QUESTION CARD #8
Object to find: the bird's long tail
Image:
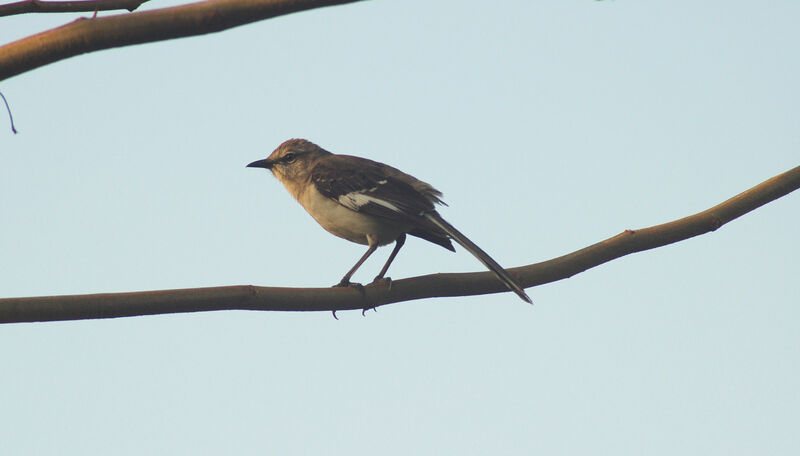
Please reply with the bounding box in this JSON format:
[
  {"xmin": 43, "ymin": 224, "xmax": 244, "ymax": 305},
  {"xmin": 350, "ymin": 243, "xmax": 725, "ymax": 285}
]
[{"xmin": 424, "ymin": 213, "xmax": 532, "ymax": 304}]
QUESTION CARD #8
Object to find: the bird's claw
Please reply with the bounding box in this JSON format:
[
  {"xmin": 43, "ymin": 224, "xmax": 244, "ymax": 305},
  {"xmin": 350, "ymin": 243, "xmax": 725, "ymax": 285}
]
[{"xmin": 361, "ymin": 307, "xmax": 378, "ymax": 317}]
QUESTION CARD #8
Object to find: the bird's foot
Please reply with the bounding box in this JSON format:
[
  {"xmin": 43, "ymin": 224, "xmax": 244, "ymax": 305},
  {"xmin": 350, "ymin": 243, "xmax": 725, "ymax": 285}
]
[
  {"xmin": 361, "ymin": 306, "xmax": 378, "ymax": 317},
  {"xmin": 333, "ymin": 280, "xmax": 365, "ymax": 293},
  {"xmin": 359, "ymin": 277, "xmax": 391, "ymax": 316},
  {"xmin": 331, "ymin": 280, "xmax": 368, "ymax": 319},
  {"xmin": 369, "ymin": 276, "xmax": 392, "ymax": 290}
]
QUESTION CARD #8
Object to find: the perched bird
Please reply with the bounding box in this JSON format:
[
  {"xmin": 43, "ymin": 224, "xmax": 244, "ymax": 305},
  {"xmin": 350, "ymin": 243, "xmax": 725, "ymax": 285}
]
[{"xmin": 247, "ymin": 138, "xmax": 531, "ymax": 303}]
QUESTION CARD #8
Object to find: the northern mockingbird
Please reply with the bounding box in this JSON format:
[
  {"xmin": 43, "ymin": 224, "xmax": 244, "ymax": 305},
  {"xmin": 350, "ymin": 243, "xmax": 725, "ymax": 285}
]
[{"xmin": 247, "ymin": 138, "xmax": 531, "ymax": 303}]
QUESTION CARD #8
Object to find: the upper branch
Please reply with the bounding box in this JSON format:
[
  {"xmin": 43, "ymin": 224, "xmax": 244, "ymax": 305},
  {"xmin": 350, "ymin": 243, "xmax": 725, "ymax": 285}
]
[
  {"xmin": 1, "ymin": 165, "xmax": 798, "ymax": 324},
  {"xmin": 0, "ymin": 0, "xmax": 149, "ymax": 17},
  {"xmin": 0, "ymin": 0, "xmax": 366, "ymax": 81}
]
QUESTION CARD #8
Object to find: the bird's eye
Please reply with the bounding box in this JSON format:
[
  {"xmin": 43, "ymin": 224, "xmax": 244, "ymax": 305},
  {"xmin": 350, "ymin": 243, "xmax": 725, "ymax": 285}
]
[{"xmin": 283, "ymin": 153, "xmax": 296, "ymax": 163}]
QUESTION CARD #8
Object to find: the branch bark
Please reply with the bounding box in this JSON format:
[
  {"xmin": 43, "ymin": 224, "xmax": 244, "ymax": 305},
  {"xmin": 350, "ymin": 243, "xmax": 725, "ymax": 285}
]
[
  {"xmin": 0, "ymin": 0, "xmax": 366, "ymax": 81},
  {"xmin": 2, "ymin": 165, "xmax": 798, "ymax": 324},
  {"xmin": 0, "ymin": 0, "xmax": 149, "ymax": 17}
]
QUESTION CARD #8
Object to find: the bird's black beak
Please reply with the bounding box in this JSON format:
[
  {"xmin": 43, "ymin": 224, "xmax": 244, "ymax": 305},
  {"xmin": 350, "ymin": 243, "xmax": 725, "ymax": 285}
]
[{"xmin": 247, "ymin": 158, "xmax": 273, "ymax": 169}]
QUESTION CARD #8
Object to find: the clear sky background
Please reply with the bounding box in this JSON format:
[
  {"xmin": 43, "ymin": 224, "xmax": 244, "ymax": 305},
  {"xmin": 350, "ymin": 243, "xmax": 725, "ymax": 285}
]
[{"xmin": 1, "ymin": 1, "xmax": 798, "ymax": 454}]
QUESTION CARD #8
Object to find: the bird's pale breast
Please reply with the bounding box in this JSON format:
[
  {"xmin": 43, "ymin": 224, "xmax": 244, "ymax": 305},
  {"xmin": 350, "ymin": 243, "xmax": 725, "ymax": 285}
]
[{"xmin": 297, "ymin": 185, "xmax": 409, "ymax": 246}]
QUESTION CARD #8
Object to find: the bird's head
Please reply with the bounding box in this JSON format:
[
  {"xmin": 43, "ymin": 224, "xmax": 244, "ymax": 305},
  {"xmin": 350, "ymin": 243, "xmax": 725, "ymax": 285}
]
[{"xmin": 247, "ymin": 138, "xmax": 329, "ymax": 182}]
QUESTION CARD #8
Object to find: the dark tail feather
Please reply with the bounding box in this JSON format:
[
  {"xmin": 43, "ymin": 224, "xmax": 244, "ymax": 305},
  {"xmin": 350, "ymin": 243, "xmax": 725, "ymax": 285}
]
[{"xmin": 424, "ymin": 213, "xmax": 532, "ymax": 304}]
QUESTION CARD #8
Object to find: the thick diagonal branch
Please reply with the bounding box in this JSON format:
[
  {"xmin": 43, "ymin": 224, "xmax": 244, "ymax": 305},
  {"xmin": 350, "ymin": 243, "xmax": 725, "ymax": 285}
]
[
  {"xmin": 0, "ymin": 0, "xmax": 149, "ymax": 17},
  {"xmin": 0, "ymin": 0, "xmax": 365, "ymax": 81},
  {"xmin": 2, "ymin": 165, "xmax": 798, "ymax": 324}
]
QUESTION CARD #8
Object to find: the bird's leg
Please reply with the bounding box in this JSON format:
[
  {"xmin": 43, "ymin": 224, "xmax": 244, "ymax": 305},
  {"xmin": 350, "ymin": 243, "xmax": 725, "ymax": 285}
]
[
  {"xmin": 371, "ymin": 234, "xmax": 406, "ymax": 286},
  {"xmin": 361, "ymin": 235, "xmax": 406, "ymax": 316},
  {"xmin": 334, "ymin": 234, "xmax": 379, "ymax": 288},
  {"xmin": 354, "ymin": 234, "xmax": 406, "ymax": 316}
]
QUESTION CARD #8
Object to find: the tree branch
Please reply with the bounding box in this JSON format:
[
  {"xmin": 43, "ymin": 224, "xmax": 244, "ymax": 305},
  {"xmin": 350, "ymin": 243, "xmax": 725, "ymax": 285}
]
[
  {"xmin": 0, "ymin": 0, "xmax": 366, "ymax": 81},
  {"xmin": 2, "ymin": 165, "xmax": 798, "ymax": 324},
  {"xmin": 0, "ymin": 0, "xmax": 149, "ymax": 17}
]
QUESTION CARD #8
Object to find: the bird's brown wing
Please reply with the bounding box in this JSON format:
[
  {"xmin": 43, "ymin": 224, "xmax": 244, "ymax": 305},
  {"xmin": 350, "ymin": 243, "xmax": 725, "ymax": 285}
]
[{"xmin": 311, "ymin": 155, "xmax": 454, "ymax": 251}]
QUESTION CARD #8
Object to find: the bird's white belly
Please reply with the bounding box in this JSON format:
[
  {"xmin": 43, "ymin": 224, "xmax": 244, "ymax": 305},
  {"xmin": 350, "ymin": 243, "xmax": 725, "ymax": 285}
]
[{"xmin": 297, "ymin": 187, "xmax": 408, "ymax": 246}]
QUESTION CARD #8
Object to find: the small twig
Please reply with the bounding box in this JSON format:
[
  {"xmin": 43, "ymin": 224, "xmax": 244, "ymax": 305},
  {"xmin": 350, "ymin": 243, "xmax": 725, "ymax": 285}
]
[
  {"xmin": 0, "ymin": 91, "xmax": 18, "ymax": 134},
  {"xmin": 0, "ymin": 0, "xmax": 149, "ymax": 17}
]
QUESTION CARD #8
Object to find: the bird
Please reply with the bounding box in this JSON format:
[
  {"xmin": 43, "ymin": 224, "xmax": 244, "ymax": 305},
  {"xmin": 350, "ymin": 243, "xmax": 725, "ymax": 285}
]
[{"xmin": 247, "ymin": 138, "xmax": 531, "ymax": 304}]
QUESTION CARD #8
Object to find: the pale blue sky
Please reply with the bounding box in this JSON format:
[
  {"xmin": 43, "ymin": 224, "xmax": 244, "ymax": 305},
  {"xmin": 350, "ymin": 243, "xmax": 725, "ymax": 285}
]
[{"xmin": 1, "ymin": 1, "xmax": 798, "ymax": 454}]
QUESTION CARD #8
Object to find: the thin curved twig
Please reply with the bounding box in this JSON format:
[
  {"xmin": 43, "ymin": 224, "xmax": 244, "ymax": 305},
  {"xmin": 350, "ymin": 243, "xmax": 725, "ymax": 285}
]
[
  {"xmin": 0, "ymin": 0, "xmax": 366, "ymax": 81},
  {"xmin": 0, "ymin": 91, "xmax": 17, "ymax": 133},
  {"xmin": 0, "ymin": 0, "xmax": 149, "ymax": 17},
  {"xmin": 1, "ymin": 165, "xmax": 798, "ymax": 324}
]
